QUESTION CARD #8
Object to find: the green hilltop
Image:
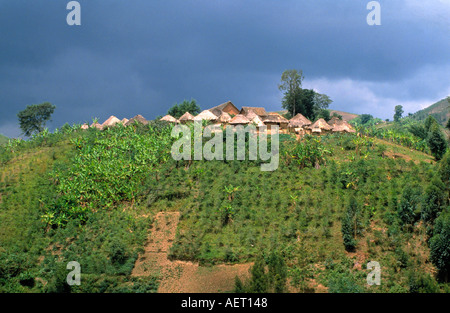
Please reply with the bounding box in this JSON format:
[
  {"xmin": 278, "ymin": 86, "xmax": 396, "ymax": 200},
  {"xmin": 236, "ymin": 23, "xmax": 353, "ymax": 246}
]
[
  {"xmin": 0, "ymin": 134, "xmax": 9, "ymax": 146},
  {"xmin": 411, "ymin": 97, "xmax": 450, "ymax": 126}
]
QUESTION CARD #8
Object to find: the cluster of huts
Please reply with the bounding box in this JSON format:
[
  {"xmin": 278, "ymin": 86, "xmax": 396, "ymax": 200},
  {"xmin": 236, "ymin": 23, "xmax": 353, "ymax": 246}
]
[
  {"xmin": 160, "ymin": 101, "xmax": 355, "ymax": 135},
  {"xmin": 83, "ymin": 101, "xmax": 355, "ymax": 135},
  {"xmin": 81, "ymin": 114, "xmax": 149, "ymax": 130}
]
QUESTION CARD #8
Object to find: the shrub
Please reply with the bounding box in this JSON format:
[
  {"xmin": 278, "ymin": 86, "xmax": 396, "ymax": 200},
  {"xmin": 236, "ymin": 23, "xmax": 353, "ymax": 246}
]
[
  {"xmin": 427, "ymin": 124, "xmax": 447, "ymax": 161},
  {"xmin": 249, "ymin": 255, "xmax": 268, "ymax": 293},
  {"xmin": 398, "ymin": 183, "xmax": 422, "ymax": 227},
  {"xmin": 328, "ymin": 271, "xmax": 364, "ymax": 293},
  {"xmin": 341, "ymin": 196, "xmax": 360, "ymax": 252},
  {"xmin": 408, "ymin": 271, "xmax": 440, "ymax": 293},
  {"xmin": 429, "ymin": 210, "xmax": 450, "ymax": 282},
  {"xmin": 421, "ymin": 176, "xmax": 446, "ymax": 224}
]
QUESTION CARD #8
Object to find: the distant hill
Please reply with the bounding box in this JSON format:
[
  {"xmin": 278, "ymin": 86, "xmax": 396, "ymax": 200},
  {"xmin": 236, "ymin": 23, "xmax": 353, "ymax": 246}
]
[
  {"xmin": 329, "ymin": 110, "xmax": 358, "ymax": 122},
  {"xmin": 0, "ymin": 134, "xmax": 8, "ymax": 146},
  {"xmin": 410, "ymin": 97, "xmax": 450, "ymax": 126},
  {"xmin": 274, "ymin": 109, "xmax": 358, "ymax": 122}
]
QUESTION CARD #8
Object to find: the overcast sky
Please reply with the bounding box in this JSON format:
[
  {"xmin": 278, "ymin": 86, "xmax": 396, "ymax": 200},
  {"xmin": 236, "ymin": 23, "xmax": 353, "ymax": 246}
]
[{"xmin": 1, "ymin": 0, "xmax": 449, "ymax": 137}]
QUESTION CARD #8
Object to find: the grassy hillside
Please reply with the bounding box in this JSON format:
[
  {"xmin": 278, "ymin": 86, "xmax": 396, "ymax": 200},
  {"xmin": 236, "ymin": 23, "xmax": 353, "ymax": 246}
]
[
  {"xmin": 411, "ymin": 97, "xmax": 450, "ymax": 126},
  {"xmin": 0, "ymin": 122, "xmax": 449, "ymax": 293},
  {"xmin": 0, "ymin": 134, "xmax": 8, "ymax": 146}
]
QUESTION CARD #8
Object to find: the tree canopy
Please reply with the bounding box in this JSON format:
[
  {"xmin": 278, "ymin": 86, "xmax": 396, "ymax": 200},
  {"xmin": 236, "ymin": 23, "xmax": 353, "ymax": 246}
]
[
  {"xmin": 17, "ymin": 102, "xmax": 56, "ymax": 137},
  {"xmin": 278, "ymin": 69, "xmax": 304, "ymax": 117},
  {"xmin": 167, "ymin": 99, "xmax": 201, "ymax": 119},
  {"xmin": 279, "ymin": 70, "xmax": 332, "ymax": 121},
  {"xmin": 427, "ymin": 123, "xmax": 448, "ymax": 161},
  {"xmin": 394, "ymin": 105, "xmax": 404, "ymax": 122}
]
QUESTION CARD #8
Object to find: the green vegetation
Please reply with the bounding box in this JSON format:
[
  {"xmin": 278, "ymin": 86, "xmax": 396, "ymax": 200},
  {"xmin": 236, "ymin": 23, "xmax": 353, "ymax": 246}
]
[
  {"xmin": 394, "ymin": 105, "xmax": 404, "ymax": 123},
  {"xmin": 44, "ymin": 122, "xmax": 173, "ymax": 226},
  {"xmin": 410, "ymin": 97, "xmax": 450, "ymax": 127},
  {"xmin": 167, "ymin": 99, "xmax": 201, "ymax": 119},
  {"xmin": 17, "ymin": 102, "xmax": 56, "ymax": 137},
  {"xmin": 0, "ymin": 117, "xmax": 449, "ymax": 293},
  {"xmin": 279, "ymin": 69, "xmax": 332, "ymax": 121},
  {"xmin": 341, "ymin": 196, "xmax": 361, "ymax": 252},
  {"xmin": 427, "ymin": 123, "xmax": 448, "ymax": 160},
  {"xmin": 0, "ymin": 134, "xmax": 8, "ymax": 146},
  {"xmin": 234, "ymin": 251, "xmax": 288, "ymax": 293},
  {"xmin": 430, "ymin": 209, "xmax": 450, "ymax": 282},
  {"xmin": 353, "ymin": 114, "xmax": 449, "ymax": 159}
]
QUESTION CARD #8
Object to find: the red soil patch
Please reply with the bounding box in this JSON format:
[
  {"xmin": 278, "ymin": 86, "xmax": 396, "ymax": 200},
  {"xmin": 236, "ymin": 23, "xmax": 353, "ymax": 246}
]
[{"xmin": 132, "ymin": 211, "xmax": 252, "ymax": 293}]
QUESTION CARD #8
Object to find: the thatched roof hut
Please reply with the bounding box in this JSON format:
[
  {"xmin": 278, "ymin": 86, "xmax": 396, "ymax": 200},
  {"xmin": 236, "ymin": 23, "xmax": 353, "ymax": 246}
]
[
  {"xmin": 331, "ymin": 119, "xmax": 356, "ymax": 133},
  {"xmin": 209, "ymin": 101, "xmax": 240, "ymax": 117},
  {"xmin": 160, "ymin": 114, "xmax": 179, "ymax": 123},
  {"xmin": 288, "ymin": 113, "xmax": 312, "ymax": 128},
  {"xmin": 125, "ymin": 114, "xmax": 149, "ymax": 126},
  {"xmin": 248, "ymin": 115, "xmax": 265, "ymax": 127},
  {"xmin": 328, "ymin": 116, "xmax": 341, "ymax": 126},
  {"xmin": 216, "ymin": 111, "xmax": 232, "ymax": 124},
  {"xmin": 307, "ymin": 118, "xmax": 332, "ymax": 134},
  {"xmin": 102, "ymin": 115, "xmax": 121, "ymax": 128},
  {"xmin": 229, "ymin": 114, "xmax": 251, "ymax": 125},
  {"xmin": 90, "ymin": 122, "xmax": 103, "ymax": 130},
  {"xmin": 244, "ymin": 109, "xmax": 259, "ymax": 120},
  {"xmin": 179, "ymin": 112, "xmax": 195, "ymax": 123},
  {"xmin": 263, "ymin": 113, "xmax": 289, "ymax": 129},
  {"xmin": 240, "ymin": 107, "xmax": 267, "ymax": 118},
  {"xmin": 194, "ymin": 110, "xmax": 218, "ymax": 122}
]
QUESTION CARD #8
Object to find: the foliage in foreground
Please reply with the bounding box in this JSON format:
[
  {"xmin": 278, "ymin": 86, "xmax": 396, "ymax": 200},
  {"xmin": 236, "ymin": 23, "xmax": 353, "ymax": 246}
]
[{"xmin": 44, "ymin": 123, "xmax": 173, "ymax": 226}]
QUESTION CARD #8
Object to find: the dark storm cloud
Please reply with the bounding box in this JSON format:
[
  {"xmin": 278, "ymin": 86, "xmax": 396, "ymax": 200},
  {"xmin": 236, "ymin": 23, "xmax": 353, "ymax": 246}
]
[{"xmin": 0, "ymin": 0, "xmax": 449, "ymax": 137}]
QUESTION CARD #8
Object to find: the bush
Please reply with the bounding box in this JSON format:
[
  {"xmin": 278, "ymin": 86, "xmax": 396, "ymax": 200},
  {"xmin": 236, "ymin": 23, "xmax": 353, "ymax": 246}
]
[
  {"xmin": 427, "ymin": 124, "xmax": 447, "ymax": 161},
  {"xmin": 429, "ymin": 210, "xmax": 450, "ymax": 282},
  {"xmin": 249, "ymin": 255, "xmax": 268, "ymax": 293},
  {"xmin": 341, "ymin": 196, "xmax": 360, "ymax": 252},
  {"xmin": 328, "ymin": 271, "xmax": 364, "ymax": 293},
  {"xmin": 398, "ymin": 183, "xmax": 422, "ymax": 226},
  {"xmin": 421, "ymin": 176, "xmax": 446, "ymax": 224},
  {"xmin": 408, "ymin": 271, "xmax": 440, "ymax": 293},
  {"xmin": 438, "ymin": 152, "xmax": 450, "ymax": 194}
]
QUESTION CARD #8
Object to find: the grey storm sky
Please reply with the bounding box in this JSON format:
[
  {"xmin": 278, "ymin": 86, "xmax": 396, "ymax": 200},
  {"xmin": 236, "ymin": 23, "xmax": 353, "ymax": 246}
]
[{"xmin": 0, "ymin": 0, "xmax": 449, "ymax": 137}]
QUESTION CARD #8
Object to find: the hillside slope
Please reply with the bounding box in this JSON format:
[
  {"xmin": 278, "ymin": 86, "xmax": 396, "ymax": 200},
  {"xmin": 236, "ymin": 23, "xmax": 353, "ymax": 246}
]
[
  {"xmin": 0, "ymin": 123, "xmax": 448, "ymax": 293},
  {"xmin": 0, "ymin": 134, "xmax": 8, "ymax": 146},
  {"xmin": 329, "ymin": 110, "xmax": 358, "ymax": 122},
  {"xmin": 411, "ymin": 97, "xmax": 450, "ymax": 126}
]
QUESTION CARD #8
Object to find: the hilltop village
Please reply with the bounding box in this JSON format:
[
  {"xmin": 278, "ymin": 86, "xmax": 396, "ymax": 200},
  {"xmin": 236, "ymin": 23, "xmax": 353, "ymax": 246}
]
[{"xmin": 83, "ymin": 101, "xmax": 355, "ymax": 136}]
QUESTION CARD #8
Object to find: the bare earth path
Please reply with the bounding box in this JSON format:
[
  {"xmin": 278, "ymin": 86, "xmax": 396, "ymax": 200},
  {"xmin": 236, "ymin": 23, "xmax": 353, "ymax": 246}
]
[{"xmin": 132, "ymin": 211, "xmax": 252, "ymax": 293}]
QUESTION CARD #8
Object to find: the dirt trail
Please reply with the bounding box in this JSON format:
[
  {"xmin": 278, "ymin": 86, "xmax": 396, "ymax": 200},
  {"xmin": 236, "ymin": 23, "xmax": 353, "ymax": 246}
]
[{"xmin": 132, "ymin": 211, "xmax": 252, "ymax": 293}]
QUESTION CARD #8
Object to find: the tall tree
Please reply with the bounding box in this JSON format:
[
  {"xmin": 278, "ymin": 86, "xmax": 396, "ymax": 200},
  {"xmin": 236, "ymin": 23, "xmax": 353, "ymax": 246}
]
[
  {"xmin": 299, "ymin": 88, "xmax": 317, "ymax": 120},
  {"xmin": 313, "ymin": 93, "xmax": 333, "ymax": 114},
  {"xmin": 279, "ymin": 69, "xmax": 304, "ymax": 117},
  {"xmin": 17, "ymin": 102, "xmax": 56, "ymax": 137},
  {"xmin": 394, "ymin": 105, "xmax": 404, "ymax": 122}
]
